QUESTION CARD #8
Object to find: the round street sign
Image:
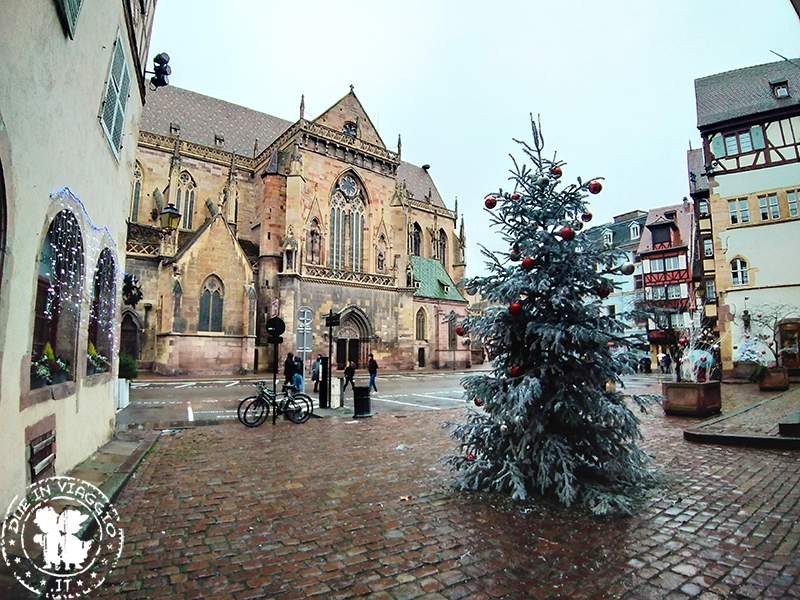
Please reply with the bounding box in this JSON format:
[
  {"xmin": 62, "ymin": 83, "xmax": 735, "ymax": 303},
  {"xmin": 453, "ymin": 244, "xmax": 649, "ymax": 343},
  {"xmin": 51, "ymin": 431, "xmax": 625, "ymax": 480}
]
[{"xmin": 265, "ymin": 316, "xmax": 285, "ymax": 337}]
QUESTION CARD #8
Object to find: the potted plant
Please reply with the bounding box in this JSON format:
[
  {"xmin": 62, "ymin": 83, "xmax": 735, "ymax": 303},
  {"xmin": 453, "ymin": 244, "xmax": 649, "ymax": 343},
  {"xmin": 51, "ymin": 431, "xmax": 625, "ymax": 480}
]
[
  {"xmin": 737, "ymin": 304, "xmax": 797, "ymax": 391},
  {"xmin": 86, "ymin": 341, "xmax": 110, "ymax": 375},
  {"xmin": 31, "ymin": 342, "xmax": 71, "ymax": 388},
  {"xmin": 661, "ymin": 317, "xmax": 721, "ymax": 417}
]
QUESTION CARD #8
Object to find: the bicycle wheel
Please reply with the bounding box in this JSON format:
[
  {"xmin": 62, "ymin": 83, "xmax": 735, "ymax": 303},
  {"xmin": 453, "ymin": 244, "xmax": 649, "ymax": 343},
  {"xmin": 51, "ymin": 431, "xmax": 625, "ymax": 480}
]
[
  {"xmin": 237, "ymin": 395, "xmax": 255, "ymax": 425},
  {"xmin": 240, "ymin": 396, "xmax": 269, "ymax": 427},
  {"xmin": 285, "ymin": 394, "xmax": 312, "ymax": 424}
]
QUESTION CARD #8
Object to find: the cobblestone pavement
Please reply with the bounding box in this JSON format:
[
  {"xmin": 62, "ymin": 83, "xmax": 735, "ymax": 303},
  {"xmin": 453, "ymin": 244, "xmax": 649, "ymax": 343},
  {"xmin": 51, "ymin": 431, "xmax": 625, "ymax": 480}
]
[
  {"xmin": 692, "ymin": 385, "xmax": 800, "ymax": 436},
  {"xmin": 98, "ymin": 404, "xmax": 800, "ymax": 599}
]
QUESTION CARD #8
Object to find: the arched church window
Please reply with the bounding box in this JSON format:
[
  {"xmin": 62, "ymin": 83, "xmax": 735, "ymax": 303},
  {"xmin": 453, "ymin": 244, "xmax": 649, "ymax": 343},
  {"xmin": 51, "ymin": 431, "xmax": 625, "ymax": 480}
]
[
  {"xmin": 415, "ymin": 308, "xmax": 426, "ymax": 341},
  {"xmin": 411, "ymin": 223, "xmax": 422, "ymax": 257},
  {"xmin": 130, "ymin": 162, "xmax": 142, "ymax": 222},
  {"xmin": 198, "ymin": 275, "xmax": 224, "ymax": 332},
  {"xmin": 176, "ymin": 171, "xmax": 196, "ymax": 230},
  {"xmin": 306, "ymin": 219, "xmax": 322, "ymax": 265},
  {"xmin": 328, "ymin": 172, "xmax": 365, "ymax": 272},
  {"xmin": 438, "ymin": 228, "xmax": 448, "ymax": 267},
  {"xmin": 376, "ymin": 235, "xmax": 387, "ymax": 273},
  {"xmin": 31, "ymin": 210, "xmax": 84, "ymax": 389},
  {"xmin": 87, "ymin": 248, "xmax": 116, "ymax": 374}
]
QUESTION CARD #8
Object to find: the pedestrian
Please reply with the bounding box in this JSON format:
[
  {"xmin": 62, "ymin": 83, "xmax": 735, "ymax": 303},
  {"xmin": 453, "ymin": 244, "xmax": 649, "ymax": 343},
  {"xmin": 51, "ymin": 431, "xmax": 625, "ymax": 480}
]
[
  {"xmin": 367, "ymin": 353, "xmax": 378, "ymax": 393},
  {"xmin": 292, "ymin": 356, "xmax": 304, "ymax": 392},
  {"xmin": 656, "ymin": 352, "xmax": 665, "ymax": 374},
  {"xmin": 662, "ymin": 353, "xmax": 672, "ymax": 374},
  {"xmin": 283, "ymin": 352, "xmax": 294, "ymax": 384},
  {"xmin": 311, "ymin": 354, "xmax": 321, "ymax": 393},
  {"xmin": 343, "ymin": 361, "xmax": 356, "ymax": 391}
]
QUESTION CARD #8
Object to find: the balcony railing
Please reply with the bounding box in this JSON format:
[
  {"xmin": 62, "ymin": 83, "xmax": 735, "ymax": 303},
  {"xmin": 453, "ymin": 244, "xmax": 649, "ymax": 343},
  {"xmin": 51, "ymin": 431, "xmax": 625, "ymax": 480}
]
[{"xmin": 303, "ymin": 265, "xmax": 395, "ymax": 287}]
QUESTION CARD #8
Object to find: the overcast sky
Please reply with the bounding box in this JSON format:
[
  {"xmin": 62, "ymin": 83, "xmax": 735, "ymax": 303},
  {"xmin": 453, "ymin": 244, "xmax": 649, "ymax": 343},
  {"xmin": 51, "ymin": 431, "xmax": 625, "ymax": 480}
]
[{"xmin": 148, "ymin": 1, "xmax": 800, "ymax": 276}]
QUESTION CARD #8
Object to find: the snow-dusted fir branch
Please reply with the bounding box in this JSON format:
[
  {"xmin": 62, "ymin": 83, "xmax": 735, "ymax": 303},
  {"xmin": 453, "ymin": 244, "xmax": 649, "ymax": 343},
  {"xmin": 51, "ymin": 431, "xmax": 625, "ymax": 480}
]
[{"xmin": 451, "ymin": 119, "xmax": 657, "ymax": 516}]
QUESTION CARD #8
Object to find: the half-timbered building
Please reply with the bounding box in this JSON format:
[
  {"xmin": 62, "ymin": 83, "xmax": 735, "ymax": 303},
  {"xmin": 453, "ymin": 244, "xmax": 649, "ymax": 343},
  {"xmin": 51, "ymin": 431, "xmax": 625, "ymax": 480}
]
[
  {"xmin": 695, "ymin": 59, "xmax": 800, "ymax": 374},
  {"xmin": 637, "ymin": 201, "xmax": 696, "ymax": 362}
]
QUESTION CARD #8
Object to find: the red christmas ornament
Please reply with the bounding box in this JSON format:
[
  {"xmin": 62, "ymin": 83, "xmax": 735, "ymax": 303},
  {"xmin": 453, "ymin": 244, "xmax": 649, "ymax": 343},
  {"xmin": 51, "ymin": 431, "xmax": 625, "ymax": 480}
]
[
  {"xmin": 588, "ymin": 180, "xmax": 603, "ymax": 194},
  {"xmin": 580, "ymin": 212, "xmax": 593, "ymax": 222},
  {"xmin": 466, "ymin": 452, "xmax": 476, "ymax": 462},
  {"xmin": 508, "ymin": 365, "xmax": 521, "ymax": 377},
  {"xmin": 474, "ymin": 397, "xmax": 484, "ymax": 407},
  {"xmin": 455, "ymin": 325, "xmax": 465, "ymax": 337},
  {"xmin": 508, "ymin": 302, "xmax": 522, "ymax": 316},
  {"xmin": 511, "ymin": 192, "xmax": 521, "ymax": 200},
  {"xmin": 597, "ymin": 286, "xmax": 611, "ymax": 299},
  {"xmin": 549, "ymin": 166, "xmax": 562, "ymax": 178},
  {"xmin": 484, "ymin": 195, "xmax": 497, "ymax": 209},
  {"xmin": 521, "ymin": 256, "xmax": 535, "ymax": 271},
  {"xmin": 558, "ymin": 226, "xmax": 575, "ymax": 241}
]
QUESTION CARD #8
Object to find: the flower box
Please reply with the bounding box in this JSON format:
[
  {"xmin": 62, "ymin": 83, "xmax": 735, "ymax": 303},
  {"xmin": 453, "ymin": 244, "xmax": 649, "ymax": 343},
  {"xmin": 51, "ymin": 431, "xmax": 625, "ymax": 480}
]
[
  {"xmin": 759, "ymin": 367, "xmax": 789, "ymax": 391},
  {"xmin": 661, "ymin": 381, "xmax": 721, "ymax": 417}
]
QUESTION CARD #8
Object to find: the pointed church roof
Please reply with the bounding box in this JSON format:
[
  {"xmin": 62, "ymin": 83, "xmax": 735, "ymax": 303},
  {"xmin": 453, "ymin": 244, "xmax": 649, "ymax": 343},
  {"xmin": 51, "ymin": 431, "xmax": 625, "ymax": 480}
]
[
  {"xmin": 312, "ymin": 87, "xmax": 387, "ymax": 148},
  {"xmin": 141, "ymin": 86, "xmax": 293, "ymax": 155},
  {"xmin": 397, "ymin": 162, "xmax": 446, "ymax": 209}
]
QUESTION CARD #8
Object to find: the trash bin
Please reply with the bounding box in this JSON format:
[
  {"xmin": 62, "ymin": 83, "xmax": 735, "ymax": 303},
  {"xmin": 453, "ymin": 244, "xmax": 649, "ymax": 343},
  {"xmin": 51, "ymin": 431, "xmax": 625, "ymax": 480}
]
[{"xmin": 353, "ymin": 386, "xmax": 372, "ymax": 418}]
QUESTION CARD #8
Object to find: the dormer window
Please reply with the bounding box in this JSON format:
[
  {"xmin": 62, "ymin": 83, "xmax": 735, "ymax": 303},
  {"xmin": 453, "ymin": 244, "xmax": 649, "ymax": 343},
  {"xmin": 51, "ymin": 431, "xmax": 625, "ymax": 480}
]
[
  {"xmin": 214, "ymin": 133, "xmax": 225, "ymax": 147},
  {"xmin": 343, "ymin": 121, "xmax": 357, "ymax": 137},
  {"xmin": 603, "ymin": 230, "xmax": 613, "ymax": 246},
  {"xmin": 629, "ymin": 222, "xmax": 641, "ymax": 240},
  {"xmin": 771, "ymin": 80, "xmax": 789, "ymax": 99},
  {"xmin": 169, "ymin": 122, "xmax": 180, "ymax": 135},
  {"xmin": 664, "ymin": 211, "xmax": 676, "ymax": 221}
]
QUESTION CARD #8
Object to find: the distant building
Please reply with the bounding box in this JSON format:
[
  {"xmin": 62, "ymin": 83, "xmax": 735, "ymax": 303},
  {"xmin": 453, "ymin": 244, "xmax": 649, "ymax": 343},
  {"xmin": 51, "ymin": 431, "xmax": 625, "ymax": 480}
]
[
  {"xmin": 584, "ymin": 210, "xmax": 649, "ymax": 346},
  {"xmin": 0, "ymin": 2, "xmax": 156, "ymax": 510},
  {"xmin": 694, "ymin": 59, "xmax": 800, "ymax": 374},
  {"xmin": 637, "ymin": 202, "xmax": 696, "ymax": 361}
]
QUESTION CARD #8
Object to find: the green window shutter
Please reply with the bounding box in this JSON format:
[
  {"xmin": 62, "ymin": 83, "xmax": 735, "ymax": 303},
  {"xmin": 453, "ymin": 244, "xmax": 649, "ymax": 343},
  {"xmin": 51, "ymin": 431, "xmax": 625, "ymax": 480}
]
[
  {"xmin": 58, "ymin": 0, "xmax": 83, "ymax": 38},
  {"xmin": 709, "ymin": 134, "xmax": 725, "ymax": 158},
  {"xmin": 100, "ymin": 35, "xmax": 130, "ymax": 156},
  {"xmin": 750, "ymin": 125, "xmax": 765, "ymax": 150}
]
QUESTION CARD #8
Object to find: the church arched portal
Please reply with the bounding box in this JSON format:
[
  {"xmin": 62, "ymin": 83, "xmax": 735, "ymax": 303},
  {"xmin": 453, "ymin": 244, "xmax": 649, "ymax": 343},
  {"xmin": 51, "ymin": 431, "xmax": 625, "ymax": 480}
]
[{"xmin": 336, "ymin": 309, "xmax": 371, "ymax": 369}]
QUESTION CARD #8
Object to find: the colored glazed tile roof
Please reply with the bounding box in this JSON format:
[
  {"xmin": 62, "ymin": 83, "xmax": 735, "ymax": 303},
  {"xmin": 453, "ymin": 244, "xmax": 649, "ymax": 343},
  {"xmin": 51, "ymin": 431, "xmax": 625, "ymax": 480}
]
[{"xmin": 409, "ymin": 256, "xmax": 466, "ymax": 302}]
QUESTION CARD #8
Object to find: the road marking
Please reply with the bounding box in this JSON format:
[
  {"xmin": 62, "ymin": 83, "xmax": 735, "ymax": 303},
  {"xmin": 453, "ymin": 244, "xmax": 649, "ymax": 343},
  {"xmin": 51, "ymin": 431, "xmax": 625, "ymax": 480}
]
[
  {"xmin": 225, "ymin": 381, "xmax": 240, "ymax": 388},
  {"xmin": 187, "ymin": 403, "xmax": 194, "ymax": 422},
  {"xmin": 371, "ymin": 397, "xmax": 441, "ymax": 410},
  {"xmin": 412, "ymin": 393, "xmax": 463, "ymax": 403},
  {"xmin": 175, "ymin": 382, "xmax": 196, "ymax": 389},
  {"xmin": 130, "ymin": 383, "xmax": 150, "ymax": 388}
]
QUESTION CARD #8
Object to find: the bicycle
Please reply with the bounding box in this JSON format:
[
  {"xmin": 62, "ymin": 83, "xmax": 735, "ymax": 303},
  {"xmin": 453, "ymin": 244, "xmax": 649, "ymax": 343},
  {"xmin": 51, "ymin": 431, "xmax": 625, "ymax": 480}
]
[{"xmin": 237, "ymin": 381, "xmax": 313, "ymax": 427}]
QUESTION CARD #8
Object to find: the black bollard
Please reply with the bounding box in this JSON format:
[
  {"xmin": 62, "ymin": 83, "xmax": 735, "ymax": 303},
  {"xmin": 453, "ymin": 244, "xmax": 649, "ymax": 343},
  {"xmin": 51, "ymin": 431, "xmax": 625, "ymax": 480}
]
[{"xmin": 352, "ymin": 386, "xmax": 372, "ymax": 418}]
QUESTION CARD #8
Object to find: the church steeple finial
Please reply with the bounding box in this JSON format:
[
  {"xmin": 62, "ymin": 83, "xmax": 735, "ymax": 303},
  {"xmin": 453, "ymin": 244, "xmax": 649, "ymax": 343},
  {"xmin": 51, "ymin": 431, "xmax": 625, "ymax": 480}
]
[
  {"xmin": 349, "ymin": 83, "xmax": 354, "ymax": 94},
  {"xmin": 454, "ymin": 196, "xmax": 458, "ymax": 220},
  {"xmin": 397, "ymin": 133, "xmax": 402, "ymax": 156},
  {"xmin": 299, "ymin": 94, "xmax": 305, "ymax": 120}
]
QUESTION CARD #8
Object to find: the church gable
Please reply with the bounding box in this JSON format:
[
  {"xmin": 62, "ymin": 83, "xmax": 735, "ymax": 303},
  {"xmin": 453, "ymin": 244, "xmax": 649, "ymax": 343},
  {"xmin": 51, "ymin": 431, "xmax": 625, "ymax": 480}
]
[{"xmin": 313, "ymin": 89, "xmax": 386, "ymax": 149}]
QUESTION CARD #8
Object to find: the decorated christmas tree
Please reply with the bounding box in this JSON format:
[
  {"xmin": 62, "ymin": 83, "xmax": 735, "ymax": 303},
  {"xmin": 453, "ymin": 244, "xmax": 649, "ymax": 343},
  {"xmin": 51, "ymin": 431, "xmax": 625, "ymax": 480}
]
[{"xmin": 451, "ymin": 116, "xmax": 656, "ymax": 515}]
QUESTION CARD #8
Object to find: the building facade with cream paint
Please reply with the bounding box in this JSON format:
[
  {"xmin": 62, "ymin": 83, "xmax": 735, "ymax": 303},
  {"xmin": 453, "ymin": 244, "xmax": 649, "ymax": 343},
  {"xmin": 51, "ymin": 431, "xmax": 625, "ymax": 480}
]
[
  {"xmin": 694, "ymin": 60, "xmax": 800, "ymax": 374},
  {"xmin": 0, "ymin": 1, "xmax": 157, "ymax": 510}
]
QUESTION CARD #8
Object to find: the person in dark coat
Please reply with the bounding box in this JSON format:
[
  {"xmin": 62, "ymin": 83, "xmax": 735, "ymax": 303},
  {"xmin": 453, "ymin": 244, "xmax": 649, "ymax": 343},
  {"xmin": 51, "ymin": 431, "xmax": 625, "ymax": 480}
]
[
  {"xmin": 292, "ymin": 356, "xmax": 304, "ymax": 391},
  {"xmin": 284, "ymin": 353, "xmax": 295, "ymax": 384},
  {"xmin": 343, "ymin": 361, "xmax": 356, "ymax": 391},
  {"xmin": 367, "ymin": 353, "xmax": 378, "ymax": 393},
  {"xmin": 311, "ymin": 355, "xmax": 322, "ymax": 392}
]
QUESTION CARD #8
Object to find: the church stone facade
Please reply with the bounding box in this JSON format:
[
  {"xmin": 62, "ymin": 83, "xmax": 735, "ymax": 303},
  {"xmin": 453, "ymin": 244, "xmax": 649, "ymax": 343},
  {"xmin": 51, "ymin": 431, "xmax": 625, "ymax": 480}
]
[{"xmin": 125, "ymin": 86, "xmax": 469, "ymax": 374}]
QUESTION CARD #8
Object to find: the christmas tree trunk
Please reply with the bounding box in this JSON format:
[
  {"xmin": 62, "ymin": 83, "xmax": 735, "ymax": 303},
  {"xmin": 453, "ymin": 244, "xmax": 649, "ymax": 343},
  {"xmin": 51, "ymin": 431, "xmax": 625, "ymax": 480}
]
[{"xmin": 451, "ymin": 116, "xmax": 656, "ymax": 515}]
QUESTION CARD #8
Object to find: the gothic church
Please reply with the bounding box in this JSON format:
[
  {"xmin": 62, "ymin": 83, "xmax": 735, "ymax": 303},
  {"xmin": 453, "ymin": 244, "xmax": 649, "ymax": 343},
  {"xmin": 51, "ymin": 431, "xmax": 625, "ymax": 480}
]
[{"xmin": 124, "ymin": 86, "xmax": 469, "ymax": 374}]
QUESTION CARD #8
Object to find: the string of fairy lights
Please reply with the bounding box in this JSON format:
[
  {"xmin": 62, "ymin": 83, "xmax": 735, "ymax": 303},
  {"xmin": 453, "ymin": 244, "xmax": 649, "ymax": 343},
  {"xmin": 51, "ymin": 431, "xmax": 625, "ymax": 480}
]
[{"xmin": 39, "ymin": 188, "xmax": 121, "ymax": 366}]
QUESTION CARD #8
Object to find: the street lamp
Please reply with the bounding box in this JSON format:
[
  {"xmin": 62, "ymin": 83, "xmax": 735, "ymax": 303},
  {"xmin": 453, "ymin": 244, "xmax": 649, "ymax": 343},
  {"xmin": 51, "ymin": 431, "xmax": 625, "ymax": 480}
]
[{"xmin": 159, "ymin": 202, "xmax": 181, "ymax": 233}]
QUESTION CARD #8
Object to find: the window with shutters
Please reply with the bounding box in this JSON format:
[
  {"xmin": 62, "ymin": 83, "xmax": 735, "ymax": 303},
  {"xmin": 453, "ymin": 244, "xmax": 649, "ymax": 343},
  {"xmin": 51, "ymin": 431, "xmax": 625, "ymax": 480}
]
[
  {"xmin": 722, "ymin": 127, "xmax": 764, "ymax": 157},
  {"xmin": 667, "ymin": 284, "xmax": 682, "ymax": 299},
  {"xmin": 649, "ymin": 258, "xmax": 664, "ymax": 273},
  {"xmin": 130, "ymin": 162, "xmax": 142, "ymax": 222},
  {"xmin": 731, "ymin": 259, "xmax": 749, "ymax": 286},
  {"xmin": 198, "ymin": 276, "xmax": 224, "ymax": 332},
  {"xmin": 651, "ymin": 286, "xmax": 667, "ymax": 300},
  {"xmin": 100, "ymin": 34, "xmax": 131, "ymax": 158},
  {"xmin": 55, "ymin": 0, "xmax": 84, "ymax": 39},
  {"xmin": 788, "ymin": 190, "xmax": 799, "ymax": 218}
]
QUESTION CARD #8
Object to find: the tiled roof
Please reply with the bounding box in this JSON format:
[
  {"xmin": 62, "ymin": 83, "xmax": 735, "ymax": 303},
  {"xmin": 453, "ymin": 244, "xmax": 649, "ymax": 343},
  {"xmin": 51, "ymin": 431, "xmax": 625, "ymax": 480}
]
[
  {"xmin": 636, "ymin": 202, "xmax": 694, "ymax": 255},
  {"xmin": 141, "ymin": 86, "xmax": 293, "ymax": 155},
  {"xmin": 397, "ymin": 162, "xmax": 446, "ymax": 209},
  {"xmin": 409, "ymin": 256, "xmax": 465, "ymax": 302},
  {"xmin": 584, "ymin": 212, "xmax": 648, "ymax": 251},
  {"xmin": 686, "ymin": 148, "xmax": 709, "ymax": 194},
  {"xmin": 695, "ymin": 59, "xmax": 800, "ymax": 128}
]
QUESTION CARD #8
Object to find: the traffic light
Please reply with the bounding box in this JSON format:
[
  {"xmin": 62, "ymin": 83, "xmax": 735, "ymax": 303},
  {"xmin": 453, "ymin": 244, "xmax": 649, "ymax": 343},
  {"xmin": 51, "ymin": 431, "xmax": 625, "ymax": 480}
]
[{"xmin": 151, "ymin": 53, "xmax": 171, "ymax": 88}]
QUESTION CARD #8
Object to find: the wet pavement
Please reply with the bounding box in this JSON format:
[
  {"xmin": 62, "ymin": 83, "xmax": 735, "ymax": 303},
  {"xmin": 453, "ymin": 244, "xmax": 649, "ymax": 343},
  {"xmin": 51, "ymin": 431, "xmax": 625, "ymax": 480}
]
[{"xmin": 98, "ymin": 398, "xmax": 800, "ymax": 599}]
